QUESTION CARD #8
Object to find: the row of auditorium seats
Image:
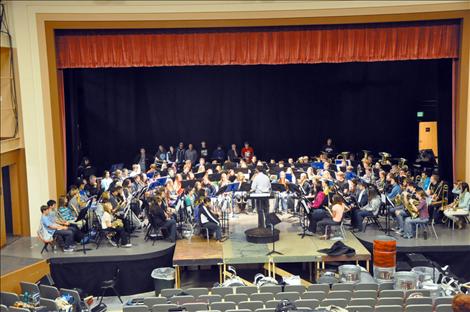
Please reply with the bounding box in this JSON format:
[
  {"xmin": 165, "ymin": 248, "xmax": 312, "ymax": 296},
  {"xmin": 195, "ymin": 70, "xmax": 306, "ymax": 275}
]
[
  {"xmin": 0, "ymin": 282, "xmax": 83, "ymax": 312},
  {"xmin": 121, "ymin": 285, "xmax": 453, "ymax": 312}
]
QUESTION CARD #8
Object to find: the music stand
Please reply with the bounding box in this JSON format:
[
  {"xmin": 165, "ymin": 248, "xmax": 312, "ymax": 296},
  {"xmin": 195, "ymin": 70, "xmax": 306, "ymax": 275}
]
[
  {"xmin": 383, "ymin": 195, "xmax": 395, "ymax": 236},
  {"xmin": 75, "ymin": 205, "xmax": 93, "ymax": 254},
  {"xmin": 266, "ymin": 213, "xmax": 283, "ymax": 256}
]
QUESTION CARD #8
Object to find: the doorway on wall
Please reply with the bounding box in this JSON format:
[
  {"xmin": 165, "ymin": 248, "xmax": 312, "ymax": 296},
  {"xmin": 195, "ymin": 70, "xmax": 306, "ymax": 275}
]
[{"xmin": 419, "ymin": 121, "xmax": 438, "ymax": 159}]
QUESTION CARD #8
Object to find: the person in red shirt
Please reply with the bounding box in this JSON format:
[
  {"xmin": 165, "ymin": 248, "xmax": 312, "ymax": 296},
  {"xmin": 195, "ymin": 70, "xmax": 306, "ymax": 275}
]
[{"xmin": 241, "ymin": 142, "xmax": 254, "ymax": 163}]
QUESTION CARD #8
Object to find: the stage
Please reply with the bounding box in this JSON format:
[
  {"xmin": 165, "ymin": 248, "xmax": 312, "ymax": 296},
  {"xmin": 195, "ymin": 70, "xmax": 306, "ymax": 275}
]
[{"xmin": 2, "ymin": 213, "xmax": 470, "ymax": 295}]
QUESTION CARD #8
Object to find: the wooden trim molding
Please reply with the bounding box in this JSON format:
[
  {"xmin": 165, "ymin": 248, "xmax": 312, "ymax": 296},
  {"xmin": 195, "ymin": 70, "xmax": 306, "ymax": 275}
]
[
  {"xmin": 0, "ymin": 148, "xmax": 30, "ymax": 237},
  {"xmin": 40, "ymin": 9, "xmax": 470, "ymax": 196}
]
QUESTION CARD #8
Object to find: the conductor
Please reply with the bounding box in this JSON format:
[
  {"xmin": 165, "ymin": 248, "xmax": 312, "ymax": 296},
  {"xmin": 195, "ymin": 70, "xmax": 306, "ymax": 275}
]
[{"xmin": 251, "ymin": 165, "xmax": 272, "ymax": 228}]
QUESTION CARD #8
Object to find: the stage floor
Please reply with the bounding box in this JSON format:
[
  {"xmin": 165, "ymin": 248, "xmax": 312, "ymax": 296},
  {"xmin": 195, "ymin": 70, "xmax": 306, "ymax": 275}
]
[
  {"xmin": 0, "ymin": 229, "xmax": 175, "ymax": 266},
  {"xmin": 173, "ymin": 213, "xmax": 371, "ymax": 267},
  {"xmin": 355, "ymin": 224, "xmax": 470, "ymax": 252}
]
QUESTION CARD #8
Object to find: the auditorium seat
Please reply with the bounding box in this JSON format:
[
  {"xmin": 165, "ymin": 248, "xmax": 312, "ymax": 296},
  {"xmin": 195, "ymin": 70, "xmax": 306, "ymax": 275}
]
[
  {"xmin": 144, "ymin": 297, "xmax": 167, "ymax": 307},
  {"xmin": 265, "ymin": 300, "xmax": 281, "ymax": 309},
  {"xmin": 348, "ymin": 298, "xmax": 376, "ymax": 307},
  {"xmin": 375, "ymin": 305, "xmax": 404, "ymax": 312},
  {"xmin": 211, "ymin": 287, "xmax": 234, "ymax": 297},
  {"xmin": 379, "ymin": 290, "xmax": 404, "ymax": 298},
  {"xmin": 354, "ymin": 283, "xmax": 379, "ymax": 291},
  {"xmin": 239, "ymin": 300, "xmax": 264, "ymax": 311},
  {"xmin": 259, "ymin": 285, "xmax": 282, "ymax": 294},
  {"xmin": 169, "ymin": 295, "xmax": 195, "ymax": 305},
  {"xmin": 319, "ymin": 298, "xmax": 348, "ymax": 308},
  {"xmin": 123, "ymin": 306, "xmax": 149, "ymax": 312},
  {"xmin": 434, "ymin": 297, "xmax": 453, "ymax": 306},
  {"xmin": 435, "ymin": 304, "xmax": 453, "ymax": 312},
  {"xmin": 406, "ymin": 297, "xmax": 432, "ymax": 306},
  {"xmin": 275, "ymin": 291, "xmax": 300, "ymax": 301},
  {"xmin": 8, "ymin": 308, "xmax": 29, "ymax": 312},
  {"xmin": 226, "ymin": 309, "xmax": 252, "ymax": 312},
  {"xmin": 39, "ymin": 298, "xmax": 59, "ymax": 311},
  {"xmin": 331, "ymin": 283, "xmax": 354, "ymax": 291},
  {"xmin": 345, "ymin": 306, "xmax": 374, "ymax": 312},
  {"xmin": 0, "ymin": 305, "xmax": 8, "ymax": 312},
  {"xmin": 377, "ymin": 297, "xmax": 404, "ymax": 306},
  {"xmin": 210, "ymin": 301, "xmax": 236, "ymax": 312},
  {"xmin": 182, "ymin": 302, "xmax": 209, "ymax": 312},
  {"xmin": 405, "ymin": 304, "xmax": 433, "ymax": 312},
  {"xmin": 378, "ymin": 282, "xmax": 395, "ymax": 291},
  {"xmin": 224, "ymin": 293, "xmax": 248, "ymax": 304},
  {"xmin": 39, "ymin": 284, "xmax": 60, "ymax": 300},
  {"xmin": 301, "ymin": 291, "xmax": 327, "ymax": 301},
  {"xmin": 160, "ymin": 288, "xmax": 182, "ymax": 298},
  {"xmin": 283, "ymin": 285, "xmax": 305, "ymax": 294},
  {"xmin": 235, "ymin": 286, "xmax": 258, "ymax": 295},
  {"xmin": 19, "ymin": 282, "xmax": 40, "ymax": 297},
  {"xmin": 294, "ymin": 299, "xmax": 319, "ymax": 309},
  {"xmin": 326, "ymin": 290, "xmax": 352, "ymax": 300},
  {"xmin": 185, "ymin": 288, "xmax": 209, "ymax": 298},
  {"xmin": 405, "ymin": 290, "xmax": 431, "ymax": 298},
  {"xmin": 0, "ymin": 292, "xmax": 19, "ymax": 307},
  {"xmin": 152, "ymin": 304, "xmax": 178, "ymax": 312},
  {"xmin": 307, "ymin": 284, "xmax": 330, "ymax": 293},
  {"xmin": 199, "ymin": 294, "xmax": 222, "ymax": 303},
  {"xmin": 250, "ymin": 293, "xmax": 274, "ymax": 302},
  {"xmin": 255, "ymin": 309, "xmax": 275, "ymax": 312},
  {"xmin": 351, "ymin": 290, "xmax": 377, "ymax": 299}
]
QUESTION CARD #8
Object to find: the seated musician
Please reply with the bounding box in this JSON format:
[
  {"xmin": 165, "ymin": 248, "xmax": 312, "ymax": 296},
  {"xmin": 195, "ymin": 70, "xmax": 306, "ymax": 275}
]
[
  {"xmin": 276, "ymin": 171, "xmax": 291, "ymax": 214},
  {"xmin": 307, "ymin": 182, "xmax": 328, "ymax": 233},
  {"xmin": 392, "ymin": 182, "xmax": 417, "ymax": 234},
  {"xmin": 200, "ymin": 197, "xmax": 223, "ymax": 242},
  {"xmin": 109, "ymin": 185, "xmax": 124, "ymax": 211},
  {"xmin": 101, "ymin": 170, "xmax": 113, "ymax": 191},
  {"xmin": 241, "ymin": 142, "xmax": 254, "ymax": 163},
  {"xmin": 166, "ymin": 146, "xmax": 177, "ymax": 164},
  {"xmin": 352, "ymin": 188, "xmax": 381, "ymax": 232},
  {"xmin": 86, "ymin": 175, "xmax": 100, "ymax": 197},
  {"xmin": 40, "ymin": 205, "xmax": 75, "ymax": 252},
  {"xmin": 419, "ymin": 171, "xmax": 431, "ymax": 192},
  {"xmin": 149, "ymin": 194, "xmax": 177, "ymax": 243},
  {"xmin": 335, "ymin": 172, "xmax": 349, "ymax": 193},
  {"xmin": 227, "ymin": 144, "xmax": 239, "ymax": 162},
  {"xmin": 386, "ymin": 176, "xmax": 401, "ymax": 201},
  {"xmin": 443, "ymin": 182, "xmax": 470, "ymax": 229},
  {"xmin": 427, "ymin": 174, "xmax": 444, "ymax": 223},
  {"xmin": 298, "ymin": 173, "xmax": 311, "ymax": 195},
  {"xmin": 375, "ymin": 170, "xmax": 387, "ymax": 193},
  {"xmin": 57, "ymin": 196, "xmax": 85, "ymax": 231},
  {"xmin": 402, "ymin": 190, "xmax": 429, "ymax": 239},
  {"xmin": 317, "ymin": 194, "xmax": 345, "ymax": 237},
  {"xmin": 68, "ymin": 185, "xmax": 86, "ymax": 212},
  {"xmin": 47, "ymin": 199, "xmax": 83, "ymax": 243},
  {"xmin": 101, "ymin": 202, "xmax": 131, "ymax": 247}
]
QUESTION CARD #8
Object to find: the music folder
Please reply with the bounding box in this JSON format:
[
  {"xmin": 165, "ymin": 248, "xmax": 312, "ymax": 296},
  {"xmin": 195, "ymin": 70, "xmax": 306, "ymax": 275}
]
[
  {"xmin": 149, "ymin": 176, "xmax": 169, "ymax": 190},
  {"xmin": 225, "ymin": 182, "xmax": 240, "ymax": 193},
  {"xmin": 239, "ymin": 182, "xmax": 251, "ymax": 192},
  {"xmin": 182, "ymin": 179, "xmax": 196, "ymax": 189},
  {"xmin": 271, "ymin": 183, "xmax": 287, "ymax": 192}
]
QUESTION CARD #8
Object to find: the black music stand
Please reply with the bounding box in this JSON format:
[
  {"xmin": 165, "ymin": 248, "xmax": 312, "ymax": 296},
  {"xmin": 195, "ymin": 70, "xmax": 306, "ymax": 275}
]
[
  {"xmin": 75, "ymin": 205, "xmax": 93, "ymax": 254},
  {"xmin": 383, "ymin": 195, "xmax": 395, "ymax": 236},
  {"xmin": 266, "ymin": 213, "xmax": 283, "ymax": 256}
]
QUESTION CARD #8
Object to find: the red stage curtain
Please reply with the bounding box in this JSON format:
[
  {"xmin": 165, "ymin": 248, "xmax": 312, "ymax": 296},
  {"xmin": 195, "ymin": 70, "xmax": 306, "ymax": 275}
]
[{"xmin": 55, "ymin": 21, "xmax": 460, "ymax": 68}]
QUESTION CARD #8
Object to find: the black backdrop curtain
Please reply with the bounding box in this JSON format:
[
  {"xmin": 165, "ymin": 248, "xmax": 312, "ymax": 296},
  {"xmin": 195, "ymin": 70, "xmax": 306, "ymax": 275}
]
[{"xmin": 64, "ymin": 60, "xmax": 452, "ymax": 184}]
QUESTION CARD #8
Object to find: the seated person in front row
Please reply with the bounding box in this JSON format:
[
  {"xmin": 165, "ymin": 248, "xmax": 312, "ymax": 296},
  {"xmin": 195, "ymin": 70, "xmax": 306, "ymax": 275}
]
[
  {"xmin": 352, "ymin": 188, "xmax": 381, "ymax": 232},
  {"xmin": 402, "ymin": 190, "xmax": 429, "ymax": 239},
  {"xmin": 47, "ymin": 199, "xmax": 83, "ymax": 243},
  {"xmin": 443, "ymin": 182, "xmax": 470, "ymax": 229},
  {"xmin": 316, "ymin": 194, "xmax": 346, "ymax": 237},
  {"xmin": 40, "ymin": 205, "xmax": 75, "ymax": 252},
  {"xmin": 101, "ymin": 202, "xmax": 131, "ymax": 247},
  {"xmin": 200, "ymin": 197, "xmax": 223, "ymax": 242},
  {"xmin": 149, "ymin": 194, "xmax": 177, "ymax": 243}
]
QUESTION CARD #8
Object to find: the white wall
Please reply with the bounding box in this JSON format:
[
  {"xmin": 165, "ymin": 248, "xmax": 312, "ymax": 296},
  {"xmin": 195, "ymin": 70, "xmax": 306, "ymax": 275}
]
[{"xmin": 3, "ymin": 0, "xmax": 469, "ymax": 234}]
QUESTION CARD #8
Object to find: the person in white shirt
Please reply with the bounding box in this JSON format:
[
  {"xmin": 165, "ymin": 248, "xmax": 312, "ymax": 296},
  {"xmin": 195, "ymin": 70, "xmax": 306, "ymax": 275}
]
[
  {"xmin": 101, "ymin": 170, "xmax": 113, "ymax": 191},
  {"xmin": 251, "ymin": 166, "xmax": 272, "ymax": 228},
  {"xmin": 101, "ymin": 202, "xmax": 131, "ymax": 247},
  {"xmin": 200, "ymin": 197, "xmax": 222, "ymax": 241}
]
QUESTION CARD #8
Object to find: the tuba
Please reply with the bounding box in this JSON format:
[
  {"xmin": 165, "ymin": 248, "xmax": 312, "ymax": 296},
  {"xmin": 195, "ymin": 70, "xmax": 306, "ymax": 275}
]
[{"xmin": 403, "ymin": 193, "xmax": 419, "ymax": 219}]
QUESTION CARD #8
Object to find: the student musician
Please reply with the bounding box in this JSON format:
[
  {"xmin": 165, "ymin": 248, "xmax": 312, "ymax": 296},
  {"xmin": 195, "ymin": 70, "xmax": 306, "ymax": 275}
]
[
  {"xmin": 352, "ymin": 188, "xmax": 381, "ymax": 232},
  {"xmin": 402, "ymin": 190, "xmax": 429, "ymax": 239},
  {"xmin": 307, "ymin": 182, "xmax": 328, "ymax": 233},
  {"xmin": 276, "ymin": 171, "xmax": 290, "ymax": 214},
  {"xmin": 200, "ymin": 141, "xmax": 209, "ymax": 161},
  {"xmin": 134, "ymin": 148, "xmax": 150, "ymax": 172},
  {"xmin": 166, "ymin": 146, "xmax": 177, "ymax": 164},
  {"xmin": 40, "ymin": 205, "xmax": 75, "ymax": 252},
  {"xmin": 200, "ymin": 197, "xmax": 223, "ymax": 242},
  {"xmin": 101, "ymin": 202, "xmax": 131, "ymax": 247},
  {"xmin": 443, "ymin": 182, "xmax": 470, "ymax": 229},
  {"xmin": 241, "ymin": 142, "xmax": 254, "ymax": 163},
  {"xmin": 227, "ymin": 144, "xmax": 239, "ymax": 162},
  {"xmin": 317, "ymin": 194, "xmax": 345, "ymax": 237},
  {"xmin": 322, "ymin": 138, "xmax": 335, "ymax": 156},
  {"xmin": 149, "ymin": 194, "xmax": 177, "ymax": 243}
]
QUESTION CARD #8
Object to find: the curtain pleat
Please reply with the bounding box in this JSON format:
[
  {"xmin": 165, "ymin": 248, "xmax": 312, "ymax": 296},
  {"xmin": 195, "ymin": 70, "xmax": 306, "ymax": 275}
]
[{"xmin": 55, "ymin": 21, "xmax": 460, "ymax": 69}]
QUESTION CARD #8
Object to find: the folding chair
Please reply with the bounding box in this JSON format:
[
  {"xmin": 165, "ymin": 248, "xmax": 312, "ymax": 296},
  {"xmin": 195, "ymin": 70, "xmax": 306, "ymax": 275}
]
[
  {"xmin": 0, "ymin": 292, "xmax": 19, "ymax": 307},
  {"xmin": 39, "ymin": 298, "xmax": 59, "ymax": 311},
  {"xmin": 39, "ymin": 284, "xmax": 60, "ymax": 300}
]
